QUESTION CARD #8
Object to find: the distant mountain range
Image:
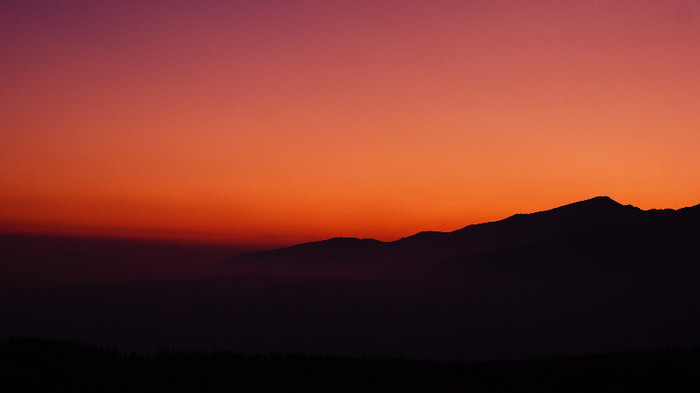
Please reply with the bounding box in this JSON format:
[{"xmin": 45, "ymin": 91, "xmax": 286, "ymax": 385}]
[
  {"xmin": 2, "ymin": 196, "xmax": 699, "ymax": 360},
  {"xmin": 230, "ymin": 196, "xmax": 700, "ymax": 278}
]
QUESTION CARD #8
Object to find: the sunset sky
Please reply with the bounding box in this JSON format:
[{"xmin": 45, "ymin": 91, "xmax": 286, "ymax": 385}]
[{"xmin": 1, "ymin": 0, "xmax": 699, "ymax": 245}]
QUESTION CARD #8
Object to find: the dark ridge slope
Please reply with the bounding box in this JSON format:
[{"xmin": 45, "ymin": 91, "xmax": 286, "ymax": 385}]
[
  {"xmin": 229, "ymin": 196, "xmax": 646, "ymax": 277},
  {"xmin": 231, "ymin": 237, "xmax": 388, "ymax": 277}
]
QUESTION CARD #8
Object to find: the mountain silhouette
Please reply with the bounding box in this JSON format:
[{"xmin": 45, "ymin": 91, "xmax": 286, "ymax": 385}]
[
  {"xmin": 2, "ymin": 196, "xmax": 699, "ymax": 360},
  {"xmin": 229, "ymin": 196, "xmax": 670, "ymax": 278}
]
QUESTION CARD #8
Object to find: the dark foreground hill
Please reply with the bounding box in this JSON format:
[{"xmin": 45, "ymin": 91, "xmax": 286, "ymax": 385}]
[
  {"xmin": 1, "ymin": 197, "xmax": 699, "ymax": 360},
  {"xmin": 2, "ymin": 337, "xmax": 699, "ymax": 393}
]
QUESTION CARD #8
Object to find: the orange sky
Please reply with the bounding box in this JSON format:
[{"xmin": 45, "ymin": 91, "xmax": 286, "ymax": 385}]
[{"xmin": 1, "ymin": 0, "xmax": 699, "ymax": 245}]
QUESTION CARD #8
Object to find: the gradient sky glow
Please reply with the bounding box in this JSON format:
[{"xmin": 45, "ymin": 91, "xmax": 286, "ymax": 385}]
[{"xmin": 2, "ymin": 0, "xmax": 699, "ymax": 244}]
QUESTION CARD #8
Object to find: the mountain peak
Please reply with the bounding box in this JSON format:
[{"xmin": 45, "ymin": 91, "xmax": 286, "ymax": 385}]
[
  {"xmin": 531, "ymin": 196, "xmax": 633, "ymax": 215},
  {"xmin": 501, "ymin": 196, "xmax": 641, "ymax": 228},
  {"xmin": 573, "ymin": 195, "xmax": 620, "ymax": 206}
]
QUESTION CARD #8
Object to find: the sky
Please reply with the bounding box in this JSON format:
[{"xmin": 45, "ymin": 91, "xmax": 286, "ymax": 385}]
[{"xmin": 1, "ymin": 0, "xmax": 699, "ymax": 245}]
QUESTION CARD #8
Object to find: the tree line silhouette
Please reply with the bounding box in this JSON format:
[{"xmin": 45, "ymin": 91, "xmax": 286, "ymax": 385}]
[{"xmin": 2, "ymin": 337, "xmax": 699, "ymax": 392}]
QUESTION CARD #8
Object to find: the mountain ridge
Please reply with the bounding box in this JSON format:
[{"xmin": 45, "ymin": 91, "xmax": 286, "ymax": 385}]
[
  {"xmin": 3, "ymin": 196, "xmax": 700, "ymax": 360},
  {"xmin": 229, "ymin": 196, "xmax": 694, "ymax": 278}
]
